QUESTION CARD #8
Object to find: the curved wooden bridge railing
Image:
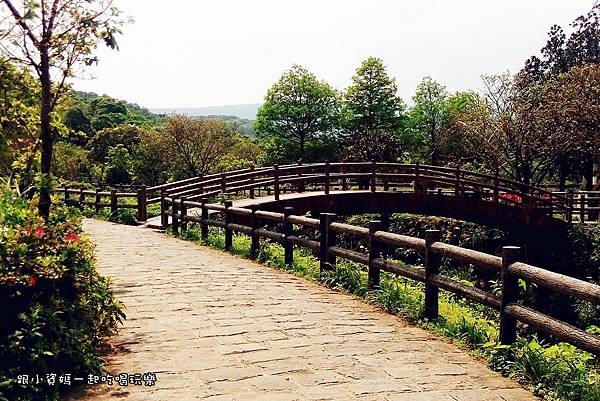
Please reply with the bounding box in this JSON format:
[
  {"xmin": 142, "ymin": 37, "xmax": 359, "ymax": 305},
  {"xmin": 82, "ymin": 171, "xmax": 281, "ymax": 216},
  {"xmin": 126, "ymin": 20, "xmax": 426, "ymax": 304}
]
[
  {"xmin": 161, "ymin": 195, "xmax": 600, "ymax": 356},
  {"xmin": 146, "ymin": 162, "xmax": 588, "ymax": 224}
]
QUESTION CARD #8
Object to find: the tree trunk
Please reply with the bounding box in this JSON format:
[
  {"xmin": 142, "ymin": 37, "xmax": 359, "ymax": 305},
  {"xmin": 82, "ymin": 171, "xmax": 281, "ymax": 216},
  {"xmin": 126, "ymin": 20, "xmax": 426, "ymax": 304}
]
[
  {"xmin": 38, "ymin": 47, "xmax": 54, "ymax": 220},
  {"xmin": 558, "ymin": 156, "xmax": 568, "ymax": 192}
]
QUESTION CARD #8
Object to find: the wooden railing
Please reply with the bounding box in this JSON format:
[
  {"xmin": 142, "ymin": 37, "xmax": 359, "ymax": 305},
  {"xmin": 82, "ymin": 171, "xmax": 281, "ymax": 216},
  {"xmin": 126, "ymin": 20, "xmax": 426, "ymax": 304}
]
[
  {"xmin": 56, "ymin": 164, "xmax": 600, "ymax": 224},
  {"xmin": 55, "ymin": 186, "xmax": 148, "ymax": 221},
  {"xmin": 147, "ymin": 162, "xmax": 600, "ymax": 224},
  {"xmin": 163, "ymin": 197, "xmax": 600, "ymax": 356}
]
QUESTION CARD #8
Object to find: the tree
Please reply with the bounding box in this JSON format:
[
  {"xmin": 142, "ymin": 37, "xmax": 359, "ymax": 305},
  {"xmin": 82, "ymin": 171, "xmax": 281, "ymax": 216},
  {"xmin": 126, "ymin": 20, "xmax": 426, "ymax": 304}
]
[
  {"xmin": 51, "ymin": 141, "xmax": 90, "ymax": 181},
  {"xmin": 63, "ymin": 106, "xmax": 93, "ymax": 144},
  {"xmin": 0, "ymin": 59, "xmax": 40, "ymax": 180},
  {"xmin": 343, "ymin": 57, "xmax": 405, "ymax": 162},
  {"xmin": 457, "ymin": 73, "xmax": 588, "ymax": 186},
  {"xmin": 132, "ymin": 129, "xmax": 172, "ymax": 186},
  {"xmin": 104, "ymin": 144, "xmax": 131, "ymax": 184},
  {"xmin": 0, "ymin": 0, "xmax": 126, "ymax": 218},
  {"xmin": 164, "ymin": 115, "xmax": 238, "ymax": 179},
  {"xmin": 255, "ymin": 65, "xmax": 340, "ymax": 162},
  {"xmin": 519, "ymin": 4, "xmax": 600, "ymax": 188},
  {"xmin": 407, "ymin": 77, "xmax": 448, "ymax": 165},
  {"xmin": 86, "ymin": 124, "xmax": 141, "ymax": 180},
  {"xmin": 520, "ymin": 4, "xmax": 600, "ymax": 85}
]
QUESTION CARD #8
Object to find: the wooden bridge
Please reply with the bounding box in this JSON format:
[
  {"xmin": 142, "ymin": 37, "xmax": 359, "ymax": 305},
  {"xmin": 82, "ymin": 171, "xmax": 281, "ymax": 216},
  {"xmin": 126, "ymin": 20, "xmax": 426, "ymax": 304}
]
[{"xmin": 143, "ymin": 162, "xmax": 599, "ymax": 228}]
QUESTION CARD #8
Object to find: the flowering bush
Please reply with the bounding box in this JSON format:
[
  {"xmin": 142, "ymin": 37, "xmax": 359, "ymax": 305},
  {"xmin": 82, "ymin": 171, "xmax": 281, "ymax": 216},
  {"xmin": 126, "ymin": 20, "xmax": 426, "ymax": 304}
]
[
  {"xmin": 499, "ymin": 192, "xmax": 523, "ymax": 204},
  {"xmin": 0, "ymin": 189, "xmax": 124, "ymax": 401}
]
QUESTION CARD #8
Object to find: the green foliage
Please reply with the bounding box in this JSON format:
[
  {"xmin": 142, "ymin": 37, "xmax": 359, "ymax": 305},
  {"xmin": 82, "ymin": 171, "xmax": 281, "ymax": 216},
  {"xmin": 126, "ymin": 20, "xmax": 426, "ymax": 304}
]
[
  {"xmin": 342, "ymin": 57, "xmax": 405, "ymax": 162},
  {"xmin": 86, "ymin": 125, "xmax": 141, "ymax": 166},
  {"xmin": 104, "ymin": 145, "xmax": 132, "ymax": 185},
  {"xmin": 255, "ymin": 64, "xmax": 341, "ymax": 162},
  {"xmin": 0, "ymin": 188, "xmax": 124, "ymax": 400},
  {"xmin": 406, "ymin": 77, "xmax": 449, "ymax": 164},
  {"xmin": 51, "ymin": 142, "xmax": 91, "ymax": 182}
]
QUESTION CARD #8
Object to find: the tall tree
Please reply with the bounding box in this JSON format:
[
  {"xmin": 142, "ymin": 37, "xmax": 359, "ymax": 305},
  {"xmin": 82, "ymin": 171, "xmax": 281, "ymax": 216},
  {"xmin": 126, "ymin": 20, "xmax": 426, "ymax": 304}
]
[
  {"xmin": 164, "ymin": 115, "xmax": 238, "ymax": 179},
  {"xmin": 0, "ymin": 0, "xmax": 126, "ymax": 218},
  {"xmin": 520, "ymin": 3, "xmax": 600, "ymax": 84},
  {"xmin": 519, "ymin": 3, "xmax": 600, "ymax": 188},
  {"xmin": 457, "ymin": 73, "xmax": 590, "ymax": 187},
  {"xmin": 254, "ymin": 65, "xmax": 340, "ymax": 162},
  {"xmin": 343, "ymin": 57, "xmax": 405, "ymax": 161},
  {"xmin": 407, "ymin": 77, "xmax": 448, "ymax": 165}
]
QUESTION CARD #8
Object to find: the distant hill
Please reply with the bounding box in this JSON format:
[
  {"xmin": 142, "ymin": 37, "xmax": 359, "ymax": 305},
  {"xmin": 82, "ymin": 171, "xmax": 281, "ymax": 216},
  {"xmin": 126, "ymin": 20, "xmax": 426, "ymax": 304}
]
[{"xmin": 151, "ymin": 103, "xmax": 261, "ymax": 120}]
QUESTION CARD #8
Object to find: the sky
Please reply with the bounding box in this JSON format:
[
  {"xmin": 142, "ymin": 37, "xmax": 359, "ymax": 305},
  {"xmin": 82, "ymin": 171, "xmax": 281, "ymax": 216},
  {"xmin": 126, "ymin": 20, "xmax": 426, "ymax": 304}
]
[{"xmin": 73, "ymin": 0, "xmax": 598, "ymax": 109}]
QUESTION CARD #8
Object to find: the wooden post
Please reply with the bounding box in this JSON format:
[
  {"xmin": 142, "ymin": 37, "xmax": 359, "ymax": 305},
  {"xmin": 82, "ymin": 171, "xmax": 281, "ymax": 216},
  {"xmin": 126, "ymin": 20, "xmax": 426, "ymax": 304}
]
[
  {"xmin": 371, "ymin": 160, "xmax": 377, "ymax": 193},
  {"xmin": 580, "ymin": 193, "xmax": 586, "ymax": 223},
  {"xmin": 283, "ymin": 207, "xmax": 294, "ymax": 266},
  {"xmin": 137, "ymin": 186, "xmax": 147, "ymax": 222},
  {"xmin": 454, "ymin": 166, "xmax": 460, "ymax": 196},
  {"xmin": 500, "ymin": 246, "xmax": 521, "ymax": 345},
  {"xmin": 201, "ymin": 198, "xmax": 209, "ymax": 240},
  {"xmin": 250, "ymin": 206, "xmax": 260, "ymax": 259},
  {"xmin": 220, "ymin": 172, "xmax": 226, "ymax": 194},
  {"xmin": 319, "ymin": 213, "xmax": 336, "ymax": 275},
  {"xmin": 324, "ymin": 162, "xmax": 330, "ymax": 195},
  {"xmin": 79, "ymin": 188, "xmax": 85, "ymax": 210},
  {"xmin": 110, "ymin": 189, "xmax": 118, "ymax": 215},
  {"xmin": 180, "ymin": 196, "xmax": 188, "ymax": 233},
  {"xmin": 383, "ymin": 176, "xmax": 389, "ymax": 191},
  {"xmin": 297, "ymin": 159, "xmax": 304, "ymax": 193},
  {"xmin": 224, "ymin": 200, "xmax": 233, "ymax": 251},
  {"xmin": 368, "ymin": 220, "xmax": 382, "ymax": 290},
  {"xmin": 566, "ymin": 190, "xmax": 573, "ymax": 223},
  {"xmin": 493, "ymin": 170, "xmax": 499, "ymax": 203},
  {"xmin": 160, "ymin": 189, "xmax": 168, "ymax": 228},
  {"xmin": 274, "ymin": 164, "xmax": 280, "ymax": 201},
  {"xmin": 341, "ymin": 162, "xmax": 348, "ymax": 191},
  {"xmin": 64, "ymin": 187, "xmax": 69, "ymax": 206},
  {"xmin": 414, "ymin": 162, "xmax": 420, "ymax": 193},
  {"xmin": 424, "ymin": 230, "xmax": 442, "ymax": 320},
  {"xmin": 249, "ymin": 165, "xmax": 255, "ymax": 199},
  {"xmin": 452, "ymin": 226, "xmax": 461, "ymax": 245},
  {"xmin": 172, "ymin": 196, "xmax": 179, "ymax": 235},
  {"xmin": 95, "ymin": 188, "xmax": 101, "ymax": 213},
  {"xmin": 380, "ymin": 212, "xmax": 390, "ymax": 258}
]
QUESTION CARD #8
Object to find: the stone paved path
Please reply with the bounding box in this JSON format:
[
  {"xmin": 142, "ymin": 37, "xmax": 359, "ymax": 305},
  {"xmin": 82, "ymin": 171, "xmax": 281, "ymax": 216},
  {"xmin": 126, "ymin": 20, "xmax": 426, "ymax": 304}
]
[{"xmin": 68, "ymin": 219, "xmax": 536, "ymax": 401}]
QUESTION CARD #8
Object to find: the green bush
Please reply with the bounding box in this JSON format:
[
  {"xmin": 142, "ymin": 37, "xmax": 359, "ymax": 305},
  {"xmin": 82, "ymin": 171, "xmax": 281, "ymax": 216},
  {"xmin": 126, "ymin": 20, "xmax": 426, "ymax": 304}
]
[{"xmin": 0, "ymin": 188, "xmax": 124, "ymax": 401}]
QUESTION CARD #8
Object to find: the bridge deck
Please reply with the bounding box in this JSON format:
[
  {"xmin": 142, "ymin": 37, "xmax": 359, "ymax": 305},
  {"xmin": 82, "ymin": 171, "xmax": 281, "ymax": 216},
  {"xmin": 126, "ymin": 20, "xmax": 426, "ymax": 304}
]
[{"xmin": 68, "ymin": 219, "xmax": 536, "ymax": 401}]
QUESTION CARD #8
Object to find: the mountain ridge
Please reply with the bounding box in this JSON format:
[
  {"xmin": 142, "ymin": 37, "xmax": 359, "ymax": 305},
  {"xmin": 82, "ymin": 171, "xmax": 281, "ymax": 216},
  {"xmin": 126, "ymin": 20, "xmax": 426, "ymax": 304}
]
[{"xmin": 151, "ymin": 103, "xmax": 261, "ymax": 120}]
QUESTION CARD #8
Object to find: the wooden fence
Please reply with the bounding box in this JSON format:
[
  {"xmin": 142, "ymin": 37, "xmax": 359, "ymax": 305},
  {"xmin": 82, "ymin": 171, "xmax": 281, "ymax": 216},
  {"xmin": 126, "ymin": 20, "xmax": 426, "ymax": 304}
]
[
  {"xmin": 56, "ymin": 163, "xmax": 600, "ymax": 224},
  {"xmin": 55, "ymin": 186, "xmax": 148, "ymax": 221},
  {"xmin": 147, "ymin": 162, "xmax": 600, "ymax": 224},
  {"xmin": 163, "ymin": 196, "xmax": 600, "ymax": 356}
]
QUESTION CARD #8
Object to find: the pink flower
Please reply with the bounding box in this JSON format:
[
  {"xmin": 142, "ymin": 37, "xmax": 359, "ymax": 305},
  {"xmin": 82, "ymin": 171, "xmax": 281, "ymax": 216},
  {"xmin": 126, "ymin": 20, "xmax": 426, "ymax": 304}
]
[
  {"xmin": 28, "ymin": 275, "xmax": 37, "ymax": 287},
  {"xmin": 65, "ymin": 232, "xmax": 79, "ymax": 243},
  {"xmin": 35, "ymin": 227, "xmax": 46, "ymax": 239}
]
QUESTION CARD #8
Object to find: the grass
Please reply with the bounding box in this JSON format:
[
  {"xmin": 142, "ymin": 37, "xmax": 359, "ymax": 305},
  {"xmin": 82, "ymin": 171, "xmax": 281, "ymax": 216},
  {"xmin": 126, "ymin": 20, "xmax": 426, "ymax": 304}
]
[{"xmin": 171, "ymin": 226, "xmax": 599, "ymax": 401}]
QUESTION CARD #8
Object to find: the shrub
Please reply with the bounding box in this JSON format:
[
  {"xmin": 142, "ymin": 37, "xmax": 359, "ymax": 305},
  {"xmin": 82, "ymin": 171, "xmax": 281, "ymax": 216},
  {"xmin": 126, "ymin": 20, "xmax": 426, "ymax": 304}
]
[{"xmin": 0, "ymin": 188, "xmax": 124, "ymax": 401}]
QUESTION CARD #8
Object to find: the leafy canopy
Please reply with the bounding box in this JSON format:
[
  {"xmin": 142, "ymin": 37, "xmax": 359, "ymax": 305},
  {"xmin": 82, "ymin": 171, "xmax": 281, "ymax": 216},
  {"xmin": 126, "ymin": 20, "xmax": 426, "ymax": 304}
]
[{"xmin": 255, "ymin": 64, "xmax": 340, "ymax": 161}]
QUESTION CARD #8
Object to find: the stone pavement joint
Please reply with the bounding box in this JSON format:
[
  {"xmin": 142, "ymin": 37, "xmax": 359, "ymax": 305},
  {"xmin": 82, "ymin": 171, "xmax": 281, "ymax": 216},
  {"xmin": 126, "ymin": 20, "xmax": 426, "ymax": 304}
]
[{"xmin": 66, "ymin": 219, "xmax": 537, "ymax": 401}]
